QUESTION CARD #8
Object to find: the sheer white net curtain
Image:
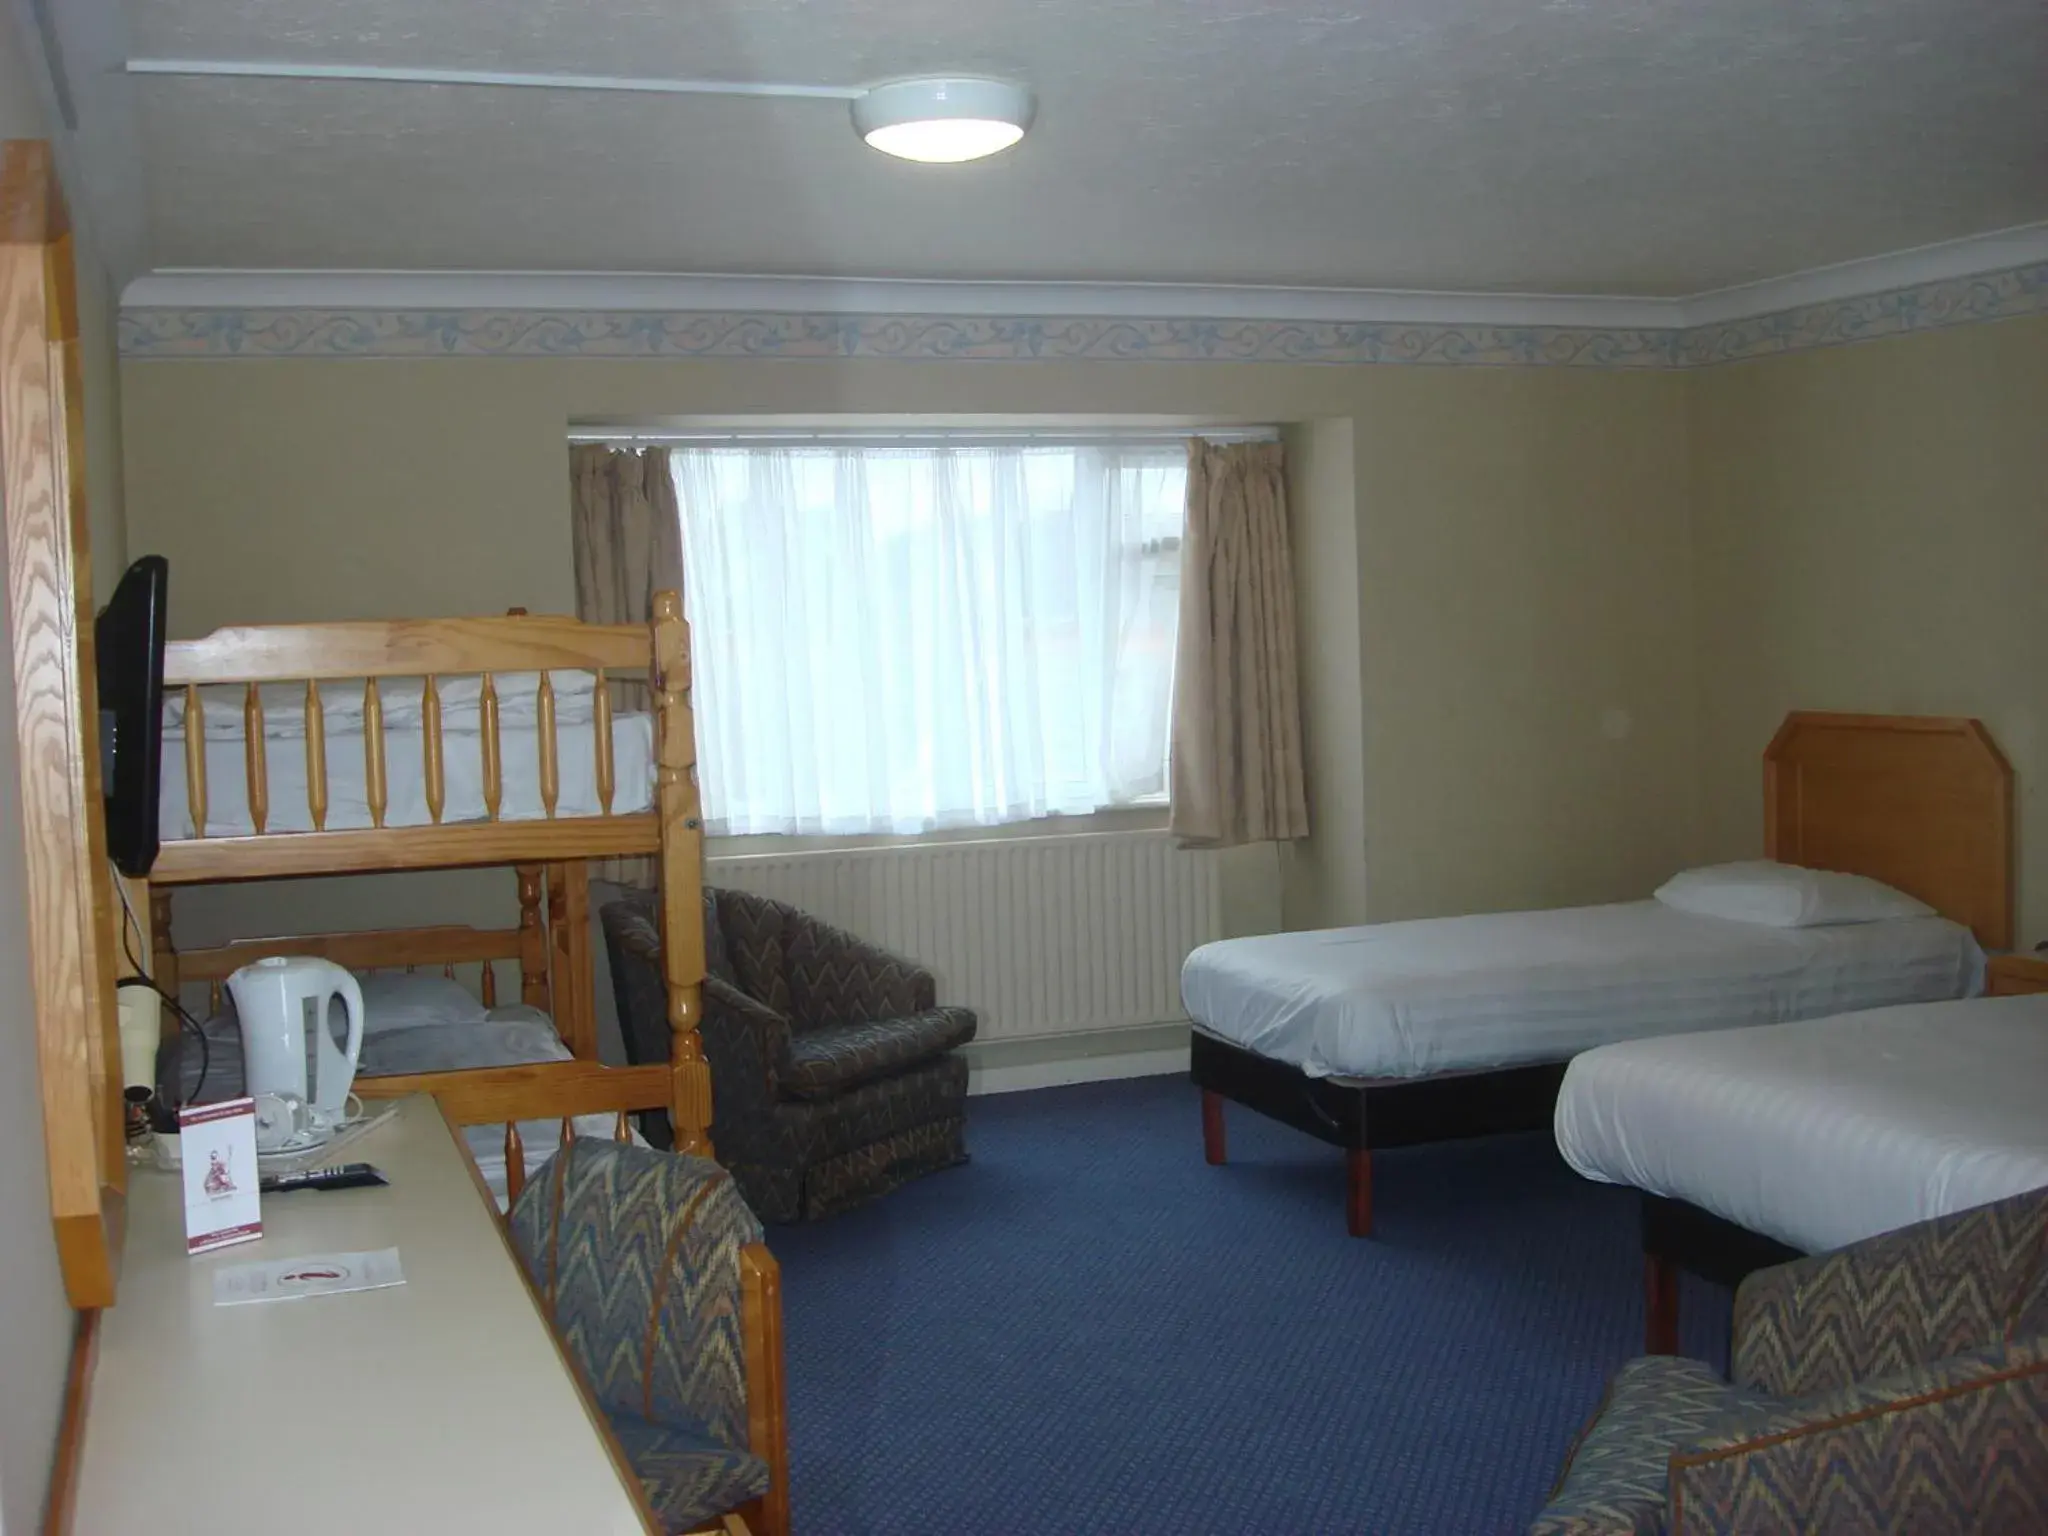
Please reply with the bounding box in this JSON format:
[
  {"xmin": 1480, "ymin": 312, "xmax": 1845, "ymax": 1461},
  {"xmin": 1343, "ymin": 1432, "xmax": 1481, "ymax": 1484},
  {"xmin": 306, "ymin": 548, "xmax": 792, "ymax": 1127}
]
[{"xmin": 670, "ymin": 440, "xmax": 1188, "ymax": 837}]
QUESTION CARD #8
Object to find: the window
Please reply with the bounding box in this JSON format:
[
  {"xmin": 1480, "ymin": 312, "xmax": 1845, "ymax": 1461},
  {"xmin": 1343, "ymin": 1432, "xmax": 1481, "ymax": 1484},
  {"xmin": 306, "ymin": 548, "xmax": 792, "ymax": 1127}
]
[{"xmin": 672, "ymin": 436, "xmax": 1190, "ymax": 836}]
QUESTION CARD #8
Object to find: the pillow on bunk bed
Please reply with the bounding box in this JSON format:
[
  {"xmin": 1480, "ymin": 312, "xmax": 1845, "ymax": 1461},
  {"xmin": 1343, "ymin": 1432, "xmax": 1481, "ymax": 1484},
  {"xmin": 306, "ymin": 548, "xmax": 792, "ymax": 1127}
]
[
  {"xmin": 1654, "ymin": 860, "xmax": 1934, "ymax": 928},
  {"xmin": 356, "ymin": 1013, "xmax": 570, "ymax": 1077},
  {"xmin": 355, "ymin": 971, "xmax": 490, "ymax": 1033}
]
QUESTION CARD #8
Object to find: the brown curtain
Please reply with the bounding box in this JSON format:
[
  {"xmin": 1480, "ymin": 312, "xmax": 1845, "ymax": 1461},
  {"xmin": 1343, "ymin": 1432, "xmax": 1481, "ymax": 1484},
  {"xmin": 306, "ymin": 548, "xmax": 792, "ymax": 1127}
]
[
  {"xmin": 1168, "ymin": 440, "xmax": 1310, "ymax": 848},
  {"xmin": 570, "ymin": 444, "xmax": 684, "ymax": 886}
]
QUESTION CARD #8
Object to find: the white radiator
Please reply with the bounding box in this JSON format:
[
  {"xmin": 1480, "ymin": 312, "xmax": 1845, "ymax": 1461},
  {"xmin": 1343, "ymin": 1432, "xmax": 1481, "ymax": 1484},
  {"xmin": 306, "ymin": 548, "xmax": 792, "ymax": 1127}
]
[{"xmin": 705, "ymin": 830, "xmax": 1223, "ymax": 1042}]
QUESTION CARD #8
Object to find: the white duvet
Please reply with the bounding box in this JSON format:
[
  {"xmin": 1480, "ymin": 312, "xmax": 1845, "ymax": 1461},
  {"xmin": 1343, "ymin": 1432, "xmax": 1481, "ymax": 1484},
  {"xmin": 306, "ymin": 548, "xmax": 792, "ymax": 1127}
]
[
  {"xmin": 1181, "ymin": 902, "xmax": 1982, "ymax": 1080},
  {"xmin": 1554, "ymin": 995, "xmax": 2048, "ymax": 1252}
]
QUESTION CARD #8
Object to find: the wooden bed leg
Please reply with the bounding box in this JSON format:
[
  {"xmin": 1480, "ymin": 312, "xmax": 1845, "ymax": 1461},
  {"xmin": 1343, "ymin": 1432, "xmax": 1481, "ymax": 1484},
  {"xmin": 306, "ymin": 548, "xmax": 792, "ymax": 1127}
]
[
  {"xmin": 739, "ymin": 1242, "xmax": 790, "ymax": 1536},
  {"xmin": 1200, "ymin": 1089, "xmax": 1227, "ymax": 1165},
  {"xmin": 1346, "ymin": 1148, "xmax": 1373, "ymax": 1238},
  {"xmin": 1644, "ymin": 1252, "xmax": 1680, "ymax": 1354}
]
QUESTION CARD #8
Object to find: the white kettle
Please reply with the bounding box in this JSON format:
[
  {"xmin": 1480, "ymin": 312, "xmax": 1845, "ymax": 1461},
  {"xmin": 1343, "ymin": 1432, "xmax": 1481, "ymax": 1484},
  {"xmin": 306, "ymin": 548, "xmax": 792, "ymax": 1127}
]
[{"xmin": 226, "ymin": 957, "xmax": 365, "ymax": 1136}]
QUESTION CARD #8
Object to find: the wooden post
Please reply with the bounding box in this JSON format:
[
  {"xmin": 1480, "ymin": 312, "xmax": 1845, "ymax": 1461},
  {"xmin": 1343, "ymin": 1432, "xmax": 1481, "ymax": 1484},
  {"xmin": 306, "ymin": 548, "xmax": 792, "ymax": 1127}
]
[
  {"xmin": 480, "ymin": 673, "xmax": 502, "ymax": 821},
  {"xmin": 545, "ymin": 861, "xmax": 596, "ymax": 1060},
  {"xmin": 504, "ymin": 1122, "xmax": 525, "ymax": 1206},
  {"xmin": 1201, "ymin": 1089, "xmax": 1227, "ymax": 1165},
  {"xmin": 243, "ymin": 683, "xmax": 267, "ymax": 833},
  {"xmin": 536, "ymin": 671, "xmax": 558, "ymax": 819},
  {"xmin": 149, "ymin": 886, "xmax": 178, "ymax": 1035},
  {"xmin": 362, "ymin": 678, "xmax": 387, "ymax": 828},
  {"xmin": 183, "ymin": 683, "xmax": 206, "ymax": 837},
  {"xmin": 593, "ymin": 667, "xmax": 615, "ymax": 814},
  {"xmin": 515, "ymin": 864, "xmax": 548, "ymax": 1010},
  {"xmin": 421, "ymin": 674, "xmax": 444, "ymax": 824},
  {"xmin": 304, "ymin": 680, "xmax": 327, "ymax": 830},
  {"xmin": 652, "ymin": 590, "xmax": 713, "ymax": 1158},
  {"xmin": 1347, "ymin": 1148, "xmax": 1374, "ymax": 1239},
  {"xmin": 739, "ymin": 1243, "xmax": 791, "ymax": 1536}
]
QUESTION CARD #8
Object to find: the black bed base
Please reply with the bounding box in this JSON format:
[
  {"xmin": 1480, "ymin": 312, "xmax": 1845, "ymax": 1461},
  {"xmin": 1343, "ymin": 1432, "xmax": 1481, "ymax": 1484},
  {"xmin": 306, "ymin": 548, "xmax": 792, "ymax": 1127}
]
[
  {"xmin": 1639, "ymin": 1191, "xmax": 1803, "ymax": 1355},
  {"xmin": 1190, "ymin": 1030, "xmax": 1568, "ymax": 1237}
]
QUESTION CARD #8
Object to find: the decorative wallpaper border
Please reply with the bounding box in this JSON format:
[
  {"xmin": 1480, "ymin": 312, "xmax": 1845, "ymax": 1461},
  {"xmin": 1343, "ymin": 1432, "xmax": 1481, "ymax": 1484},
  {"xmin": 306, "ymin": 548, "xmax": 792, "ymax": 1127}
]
[
  {"xmin": 1680, "ymin": 260, "xmax": 2048, "ymax": 366},
  {"xmin": 118, "ymin": 259, "xmax": 2048, "ymax": 368},
  {"xmin": 116, "ymin": 310, "xmax": 1686, "ymax": 367}
]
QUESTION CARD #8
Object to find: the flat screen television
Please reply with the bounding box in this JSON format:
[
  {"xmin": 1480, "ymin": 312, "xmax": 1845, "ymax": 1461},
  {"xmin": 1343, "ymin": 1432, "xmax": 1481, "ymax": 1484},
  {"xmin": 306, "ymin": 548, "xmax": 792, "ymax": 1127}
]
[{"xmin": 96, "ymin": 555, "xmax": 169, "ymax": 877}]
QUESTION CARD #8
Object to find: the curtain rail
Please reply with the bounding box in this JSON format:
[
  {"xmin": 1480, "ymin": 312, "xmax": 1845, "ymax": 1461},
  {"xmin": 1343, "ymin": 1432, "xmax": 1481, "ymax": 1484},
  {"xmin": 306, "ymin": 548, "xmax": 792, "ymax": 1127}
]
[{"xmin": 568, "ymin": 427, "xmax": 1279, "ymax": 449}]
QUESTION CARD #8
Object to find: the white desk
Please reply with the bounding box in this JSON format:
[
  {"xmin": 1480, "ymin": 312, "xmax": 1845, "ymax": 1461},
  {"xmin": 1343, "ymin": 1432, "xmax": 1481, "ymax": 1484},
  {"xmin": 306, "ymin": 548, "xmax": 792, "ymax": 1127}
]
[{"xmin": 74, "ymin": 1097, "xmax": 653, "ymax": 1535}]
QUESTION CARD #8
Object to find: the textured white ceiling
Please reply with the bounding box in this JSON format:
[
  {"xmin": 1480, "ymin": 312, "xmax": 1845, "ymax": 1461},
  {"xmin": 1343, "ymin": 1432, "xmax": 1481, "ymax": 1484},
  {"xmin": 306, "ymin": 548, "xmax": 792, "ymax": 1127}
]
[{"xmin": 124, "ymin": 0, "xmax": 2048, "ymax": 294}]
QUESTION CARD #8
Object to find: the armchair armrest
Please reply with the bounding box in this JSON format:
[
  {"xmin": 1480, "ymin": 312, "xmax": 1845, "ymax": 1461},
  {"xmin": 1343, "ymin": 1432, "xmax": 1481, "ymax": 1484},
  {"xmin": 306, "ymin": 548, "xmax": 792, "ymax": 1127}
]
[
  {"xmin": 785, "ymin": 909, "xmax": 937, "ymax": 1026},
  {"xmin": 1733, "ymin": 1191, "xmax": 2048, "ymax": 1398},
  {"xmin": 702, "ymin": 973, "xmax": 795, "ymax": 1104},
  {"xmin": 1671, "ymin": 1336, "xmax": 2048, "ymax": 1535}
]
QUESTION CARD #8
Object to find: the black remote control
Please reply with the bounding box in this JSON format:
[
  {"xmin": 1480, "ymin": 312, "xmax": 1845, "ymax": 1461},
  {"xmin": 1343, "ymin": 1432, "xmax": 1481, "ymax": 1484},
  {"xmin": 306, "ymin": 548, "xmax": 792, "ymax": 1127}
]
[{"xmin": 259, "ymin": 1163, "xmax": 388, "ymax": 1194}]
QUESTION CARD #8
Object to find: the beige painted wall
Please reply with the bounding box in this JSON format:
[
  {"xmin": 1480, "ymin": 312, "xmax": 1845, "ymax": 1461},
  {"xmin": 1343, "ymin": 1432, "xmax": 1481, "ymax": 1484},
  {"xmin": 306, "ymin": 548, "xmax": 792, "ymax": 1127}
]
[
  {"xmin": 1280, "ymin": 417, "xmax": 1367, "ymax": 928},
  {"xmin": 1, "ymin": 14, "xmax": 127, "ymax": 1531},
  {"xmin": 1691, "ymin": 314, "xmax": 2048, "ymax": 942},
  {"xmin": 121, "ymin": 352, "xmax": 1703, "ymax": 957}
]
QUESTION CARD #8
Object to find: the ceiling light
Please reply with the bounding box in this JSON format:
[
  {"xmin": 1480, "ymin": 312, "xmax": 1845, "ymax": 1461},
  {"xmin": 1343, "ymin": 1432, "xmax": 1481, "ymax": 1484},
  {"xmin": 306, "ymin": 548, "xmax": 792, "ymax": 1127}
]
[{"xmin": 852, "ymin": 77, "xmax": 1034, "ymax": 163}]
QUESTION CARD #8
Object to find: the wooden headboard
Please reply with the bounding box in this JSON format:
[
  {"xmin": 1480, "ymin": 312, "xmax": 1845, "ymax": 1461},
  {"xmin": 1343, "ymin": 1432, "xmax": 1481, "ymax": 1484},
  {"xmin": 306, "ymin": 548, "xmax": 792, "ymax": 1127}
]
[{"xmin": 1764, "ymin": 712, "xmax": 2014, "ymax": 951}]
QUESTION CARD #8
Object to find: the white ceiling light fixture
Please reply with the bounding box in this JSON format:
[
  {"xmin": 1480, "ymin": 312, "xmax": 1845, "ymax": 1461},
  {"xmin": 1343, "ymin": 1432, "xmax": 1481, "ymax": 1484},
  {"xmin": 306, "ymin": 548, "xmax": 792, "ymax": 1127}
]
[{"xmin": 851, "ymin": 77, "xmax": 1035, "ymax": 164}]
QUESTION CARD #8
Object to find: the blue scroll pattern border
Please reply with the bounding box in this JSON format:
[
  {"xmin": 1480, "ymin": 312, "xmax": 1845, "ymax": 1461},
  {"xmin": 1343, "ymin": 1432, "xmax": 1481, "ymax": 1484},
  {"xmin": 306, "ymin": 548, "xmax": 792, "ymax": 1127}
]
[{"xmin": 118, "ymin": 260, "xmax": 2048, "ymax": 367}]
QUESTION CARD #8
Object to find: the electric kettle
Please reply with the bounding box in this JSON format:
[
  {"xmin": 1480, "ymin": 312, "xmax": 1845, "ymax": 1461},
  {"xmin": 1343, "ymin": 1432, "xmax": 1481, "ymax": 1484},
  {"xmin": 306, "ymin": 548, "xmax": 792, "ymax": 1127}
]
[{"xmin": 226, "ymin": 956, "xmax": 365, "ymax": 1145}]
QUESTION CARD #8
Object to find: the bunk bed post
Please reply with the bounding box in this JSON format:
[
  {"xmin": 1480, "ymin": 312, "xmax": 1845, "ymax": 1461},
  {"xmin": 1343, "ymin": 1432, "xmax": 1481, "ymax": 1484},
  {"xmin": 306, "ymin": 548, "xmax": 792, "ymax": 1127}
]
[
  {"xmin": 545, "ymin": 861, "xmax": 596, "ymax": 1059},
  {"xmin": 149, "ymin": 886, "xmax": 179, "ymax": 1028},
  {"xmin": 515, "ymin": 864, "xmax": 549, "ymax": 1009},
  {"xmin": 652, "ymin": 591, "xmax": 713, "ymax": 1158}
]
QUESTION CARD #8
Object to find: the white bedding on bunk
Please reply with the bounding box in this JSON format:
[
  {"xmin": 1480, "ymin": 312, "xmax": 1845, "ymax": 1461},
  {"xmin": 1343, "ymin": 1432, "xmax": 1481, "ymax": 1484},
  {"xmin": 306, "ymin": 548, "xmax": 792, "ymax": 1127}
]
[
  {"xmin": 1180, "ymin": 902, "xmax": 1984, "ymax": 1080},
  {"xmin": 1553, "ymin": 995, "xmax": 2048, "ymax": 1253},
  {"xmin": 160, "ymin": 712, "xmax": 656, "ymax": 836}
]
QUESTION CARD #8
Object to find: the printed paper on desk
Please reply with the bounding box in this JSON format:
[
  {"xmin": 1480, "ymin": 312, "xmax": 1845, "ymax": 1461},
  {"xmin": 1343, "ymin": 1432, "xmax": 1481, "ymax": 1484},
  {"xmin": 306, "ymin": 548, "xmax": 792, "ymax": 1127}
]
[
  {"xmin": 180, "ymin": 1098, "xmax": 262, "ymax": 1255},
  {"xmin": 214, "ymin": 1248, "xmax": 406, "ymax": 1306}
]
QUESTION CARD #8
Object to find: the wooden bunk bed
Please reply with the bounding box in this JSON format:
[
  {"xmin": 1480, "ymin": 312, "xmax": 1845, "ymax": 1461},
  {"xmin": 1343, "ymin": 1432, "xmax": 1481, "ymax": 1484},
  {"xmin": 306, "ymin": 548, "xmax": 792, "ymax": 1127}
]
[{"xmin": 143, "ymin": 596, "xmax": 714, "ymax": 1194}]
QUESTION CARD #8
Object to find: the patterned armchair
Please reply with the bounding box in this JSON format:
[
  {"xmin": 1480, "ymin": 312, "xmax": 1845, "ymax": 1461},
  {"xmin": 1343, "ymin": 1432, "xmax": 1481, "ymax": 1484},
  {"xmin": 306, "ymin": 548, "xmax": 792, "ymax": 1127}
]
[
  {"xmin": 508, "ymin": 1138, "xmax": 789, "ymax": 1536},
  {"xmin": 603, "ymin": 888, "xmax": 976, "ymax": 1223},
  {"xmin": 1531, "ymin": 1187, "xmax": 2048, "ymax": 1535}
]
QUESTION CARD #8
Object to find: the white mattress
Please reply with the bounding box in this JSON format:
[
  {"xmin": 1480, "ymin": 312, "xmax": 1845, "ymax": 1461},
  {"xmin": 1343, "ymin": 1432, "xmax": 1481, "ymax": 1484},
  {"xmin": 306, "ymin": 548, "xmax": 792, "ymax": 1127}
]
[
  {"xmin": 161, "ymin": 712, "xmax": 655, "ymax": 837},
  {"xmin": 1554, "ymin": 996, "xmax": 2048, "ymax": 1252},
  {"xmin": 1181, "ymin": 902, "xmax": 1983, "ymax": 1080}
]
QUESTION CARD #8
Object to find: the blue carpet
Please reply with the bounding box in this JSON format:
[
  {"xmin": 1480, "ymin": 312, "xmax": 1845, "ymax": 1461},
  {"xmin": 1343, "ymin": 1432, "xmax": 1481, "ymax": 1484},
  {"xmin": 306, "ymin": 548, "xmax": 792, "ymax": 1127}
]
[{"xmin": 771, "ymin": 1075, "xmax": 1731, "ymax": 1535}]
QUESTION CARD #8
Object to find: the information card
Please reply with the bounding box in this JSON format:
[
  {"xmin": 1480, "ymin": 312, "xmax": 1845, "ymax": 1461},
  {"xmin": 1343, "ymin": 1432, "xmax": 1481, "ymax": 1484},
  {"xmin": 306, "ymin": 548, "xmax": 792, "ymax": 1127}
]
[{"xmin": 179, "ymin": 1098, "xmax": 263, "ymax": 1255}]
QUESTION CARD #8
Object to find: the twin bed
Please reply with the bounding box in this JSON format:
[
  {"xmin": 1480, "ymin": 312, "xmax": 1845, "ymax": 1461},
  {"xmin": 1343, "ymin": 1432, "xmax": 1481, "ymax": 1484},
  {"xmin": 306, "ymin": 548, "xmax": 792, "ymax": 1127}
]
[{"xmin": 1185, "ymin": 713, "xmax": 2024, "ymax": 1241}]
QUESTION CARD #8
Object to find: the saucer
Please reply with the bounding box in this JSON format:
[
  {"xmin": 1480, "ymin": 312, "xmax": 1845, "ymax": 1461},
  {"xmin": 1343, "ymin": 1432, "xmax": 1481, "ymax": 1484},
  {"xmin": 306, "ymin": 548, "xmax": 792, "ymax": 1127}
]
[{"xmin": 257, "ymin": 1129, "xmax": 333, "ymax": 1160}]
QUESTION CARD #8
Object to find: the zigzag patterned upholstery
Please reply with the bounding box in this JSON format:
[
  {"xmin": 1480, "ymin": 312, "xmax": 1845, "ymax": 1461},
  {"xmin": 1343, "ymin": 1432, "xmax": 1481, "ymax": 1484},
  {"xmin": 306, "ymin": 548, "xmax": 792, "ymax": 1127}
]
[
  {"xmin": 603, "ymin": 889, "xmax": 976, "ymax": 1223},
  {"xmin": 1732, "ymin": 1191, "xmax": 2048, "ymax": 1399},
  {"xmin": 1531, "ymin": 1188, "xmax": 2048, "ymax": 1535},
  {"xmin": 508, "ymin": 1139, "xmax": 772, "ymax": 1532},
  {"xmin": 1532, "ymin": 1357, "xmax": 1769, "ymax": 1535},
  {"xmin": 1671, "ymin": 1336, "xmax": 2048, "ymax": 1534}
]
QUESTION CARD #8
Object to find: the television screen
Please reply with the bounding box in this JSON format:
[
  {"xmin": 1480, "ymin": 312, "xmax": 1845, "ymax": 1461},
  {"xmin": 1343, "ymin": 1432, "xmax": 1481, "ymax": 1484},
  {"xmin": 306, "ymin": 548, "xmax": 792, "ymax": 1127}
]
[{"xmin": 96, "ymin": 555, "xmax": 168, "ymax": 877}]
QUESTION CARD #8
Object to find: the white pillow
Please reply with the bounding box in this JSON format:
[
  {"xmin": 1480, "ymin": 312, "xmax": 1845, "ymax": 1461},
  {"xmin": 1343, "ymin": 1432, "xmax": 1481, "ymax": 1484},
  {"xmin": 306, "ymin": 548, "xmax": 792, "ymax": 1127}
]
[
  {"xmin": 354, "ymin": 971, "xmax": 491, "ymax": 1034},
  {"xmin": 1654, "ymin": 860, "xmax": 1935, "ymax": 928}
]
